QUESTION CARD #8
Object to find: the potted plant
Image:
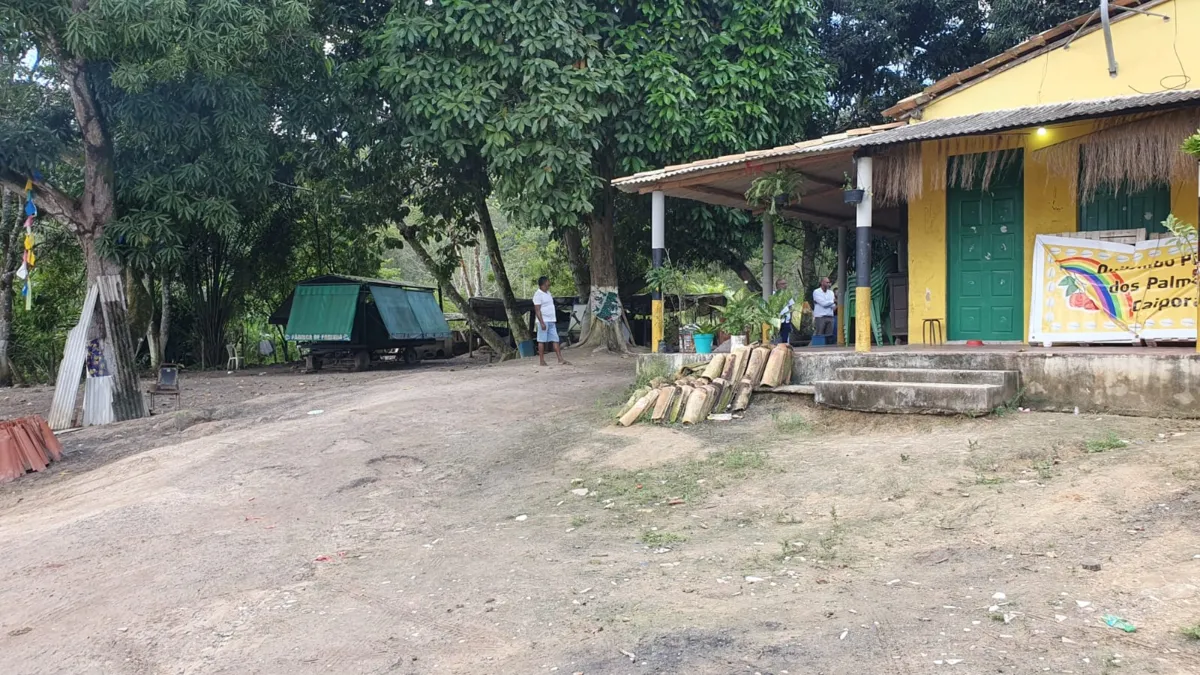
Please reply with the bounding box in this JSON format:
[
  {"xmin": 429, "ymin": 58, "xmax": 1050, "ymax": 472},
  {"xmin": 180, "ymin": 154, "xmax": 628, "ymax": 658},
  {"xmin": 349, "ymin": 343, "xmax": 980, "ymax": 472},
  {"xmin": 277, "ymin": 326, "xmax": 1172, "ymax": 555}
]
[
  {"xmin": 713, "ymin": 287, "xmax": 768, "ymax": 348},
  {"xmin": 843, "ymin": 172, "xmax": 865, "ymax": 205},
  {"xmin": 745, "ymin": 168, "xmax": 805, "ymax": 215},
  {"xmin": 692, "ymin": 320, "xmax": 717, "ymax": 354}
]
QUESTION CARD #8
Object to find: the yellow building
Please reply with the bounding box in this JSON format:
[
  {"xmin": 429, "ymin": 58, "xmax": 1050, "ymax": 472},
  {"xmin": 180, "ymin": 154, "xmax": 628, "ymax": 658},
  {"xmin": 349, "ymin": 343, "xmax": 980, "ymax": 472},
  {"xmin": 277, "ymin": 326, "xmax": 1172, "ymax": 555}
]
[{"xmin": 615, "ymin": 0, "xmax": 1200, "ymax": 349}]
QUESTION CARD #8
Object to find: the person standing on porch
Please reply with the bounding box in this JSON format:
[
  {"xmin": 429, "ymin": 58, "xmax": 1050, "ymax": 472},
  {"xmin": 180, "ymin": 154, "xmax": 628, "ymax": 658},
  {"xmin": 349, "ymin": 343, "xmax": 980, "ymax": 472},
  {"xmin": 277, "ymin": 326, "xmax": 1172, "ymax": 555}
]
[
  {"xmin": 774, "ymin": 278, "xmax": 795, "ymax": 345},
  {"xmin": 812, "ymin": 277, "xmax": 836, "ymax": 341},
  {"xmin": 533, "ymin": 276, "xmax": 570, "ymax": 366}
]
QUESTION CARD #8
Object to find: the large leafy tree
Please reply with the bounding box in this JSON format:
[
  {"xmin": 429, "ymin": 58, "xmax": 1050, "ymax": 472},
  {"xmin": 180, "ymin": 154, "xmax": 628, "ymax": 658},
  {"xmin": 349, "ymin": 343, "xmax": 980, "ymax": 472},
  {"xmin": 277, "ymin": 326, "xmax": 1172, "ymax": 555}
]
[
  {"xmin": 0, "ymin": 0, "xmax": 306, "ymax": 408},
  {"xmin": 815, "ymin": 0, "xmax": 1094, "ymax": 131},
  {"xmin": 369, "ymin": 0, "xmax": 614, "ymax": 345},
  {"xmin": 576, "ymin": 0, "xmax": 829, "ymax": 348}
]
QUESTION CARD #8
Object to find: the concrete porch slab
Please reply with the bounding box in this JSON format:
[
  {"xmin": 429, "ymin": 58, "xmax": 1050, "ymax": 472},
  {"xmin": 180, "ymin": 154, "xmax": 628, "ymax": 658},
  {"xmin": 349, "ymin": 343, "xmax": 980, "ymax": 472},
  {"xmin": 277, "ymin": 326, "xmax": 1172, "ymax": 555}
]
[{"xmin": 815, "ymin": 380, "xmax": 1009, "ymax": 415}]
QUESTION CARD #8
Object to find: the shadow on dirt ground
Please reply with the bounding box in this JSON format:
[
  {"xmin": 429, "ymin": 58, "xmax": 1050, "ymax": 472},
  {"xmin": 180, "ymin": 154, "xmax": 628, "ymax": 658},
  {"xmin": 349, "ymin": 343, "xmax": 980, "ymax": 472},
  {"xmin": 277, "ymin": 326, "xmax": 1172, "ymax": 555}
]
[{"xmin": 1, "ymin": 351, "xmax": 1199, "ymax": 674}]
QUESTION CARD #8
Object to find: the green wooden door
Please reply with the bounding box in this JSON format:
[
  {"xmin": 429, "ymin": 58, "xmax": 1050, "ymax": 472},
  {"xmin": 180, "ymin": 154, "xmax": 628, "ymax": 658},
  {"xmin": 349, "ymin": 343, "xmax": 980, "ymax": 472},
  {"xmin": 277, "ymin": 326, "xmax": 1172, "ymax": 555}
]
[
  {"xmin": 1078, "ymin": 182, "xmax": 1170, "ymax": 233},
  {"xmin": 947, "ymin": 163, "xmax": 1023, "ymax": 342}
]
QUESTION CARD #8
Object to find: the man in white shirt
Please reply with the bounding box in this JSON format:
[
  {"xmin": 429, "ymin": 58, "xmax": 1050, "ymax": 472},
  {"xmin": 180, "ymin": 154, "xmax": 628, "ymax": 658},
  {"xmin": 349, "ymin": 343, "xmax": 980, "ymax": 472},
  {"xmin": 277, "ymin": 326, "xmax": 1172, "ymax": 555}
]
[
  {"xmin": 774, "ymin": 278, "xmax": 795, "ymax": 345},
  {"xmin": 533, "ymin": 276, "xmax": 570, "ymax": 366},
  {"xmin": 812, "ymin": 277, "xmax": 836, "ymax": 341}
]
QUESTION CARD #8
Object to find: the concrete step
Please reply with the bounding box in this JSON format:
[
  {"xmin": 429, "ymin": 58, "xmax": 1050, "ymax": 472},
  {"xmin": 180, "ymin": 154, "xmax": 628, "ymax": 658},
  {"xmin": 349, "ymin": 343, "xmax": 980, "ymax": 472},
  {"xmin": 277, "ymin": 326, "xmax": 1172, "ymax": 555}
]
[
  {"xmin": 836, "ymin": 367, "xmax": 1019, "ymax": 390},
  {"xmin": 814, "ymin": 380, "xmax": 1010, "ymax": 415}
]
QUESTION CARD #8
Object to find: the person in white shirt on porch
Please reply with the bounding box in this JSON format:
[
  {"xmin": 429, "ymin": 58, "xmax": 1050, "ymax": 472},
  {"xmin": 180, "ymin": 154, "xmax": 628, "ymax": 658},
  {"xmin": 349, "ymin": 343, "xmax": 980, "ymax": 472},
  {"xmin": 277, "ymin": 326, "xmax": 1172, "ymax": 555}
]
[
  {"xmin": 812, "ymin": 277, "xmax": 836, "ymax": 342},
  {"xmin": 774, "ymin": 278, "xmax": 795, "ymax": 345}
]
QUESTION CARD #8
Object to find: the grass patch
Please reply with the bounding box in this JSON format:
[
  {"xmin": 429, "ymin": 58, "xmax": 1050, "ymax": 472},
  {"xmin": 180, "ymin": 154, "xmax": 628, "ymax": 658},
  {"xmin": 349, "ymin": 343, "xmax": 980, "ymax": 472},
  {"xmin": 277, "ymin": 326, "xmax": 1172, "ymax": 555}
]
[
  {"xmin": 1181, "ymin": 623, "xmax": 1200, "ymax": 640},
  {"xmin": 816, "ymin": 506, "xmax": 846, "ymax": 560},
  {"xmin": 975, "ymin": 475, "xmax": 1005, "ymax": 485},
  {"xmin": 1085, "ymin": 431, "xmax": 1128, "ymax": 454},
  {"xmin": 570, "ymin": 515, "xmax": 591, "ymax": 528},
  {"xmin": 634, "ymin": 358, "xmax": 673, "ymax": 390},
  {"xmin": 593, "ymin": 447, "xmax": 768, "ymax": 507},
  {"xmin": 640, "ymin": 530, "xmax": 686, "ymax": 546},
  {"xmin": 1033, "ymin": 460, "xmax": 1054, "ymax": 480},
  {"xmin": 991, "ymin": 387, "xmax": 1026, "ymax": 417},
  {"xmin": 772, "ymin": 412, "xmax": 811, "ymax": 434}
]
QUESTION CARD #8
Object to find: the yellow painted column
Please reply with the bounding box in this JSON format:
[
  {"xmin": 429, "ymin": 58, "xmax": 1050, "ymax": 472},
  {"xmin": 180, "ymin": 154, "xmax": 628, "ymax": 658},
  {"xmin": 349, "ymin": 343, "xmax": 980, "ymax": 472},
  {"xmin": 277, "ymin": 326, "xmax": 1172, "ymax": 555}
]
[
  {"xmin": 651, "ymin": 299, "xmax": 663, "ymax": 352},
  {"xmin": 855, "ymin": 287, "xmax": 871, "ymax": 352}
]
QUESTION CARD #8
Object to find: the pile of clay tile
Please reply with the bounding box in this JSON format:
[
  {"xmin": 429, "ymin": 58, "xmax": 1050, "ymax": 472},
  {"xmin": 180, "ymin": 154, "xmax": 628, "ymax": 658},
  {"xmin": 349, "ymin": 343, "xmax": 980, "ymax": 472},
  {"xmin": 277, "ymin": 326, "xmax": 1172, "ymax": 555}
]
[{"xmin": 0, "ymin": 415, "xmax": 63, "ymax": 483}]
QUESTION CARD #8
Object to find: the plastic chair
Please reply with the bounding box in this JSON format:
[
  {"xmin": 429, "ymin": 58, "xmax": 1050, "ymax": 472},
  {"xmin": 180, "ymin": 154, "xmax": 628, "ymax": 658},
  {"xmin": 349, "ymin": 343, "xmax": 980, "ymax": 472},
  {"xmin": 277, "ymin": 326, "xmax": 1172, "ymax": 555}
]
[
  {"xmin": 146, "ymin": 364, "xmax": 181, "ymax": 413},
  {"xmin": 226, "ymin": 344, "xmax": 244, "ymax": 370}
]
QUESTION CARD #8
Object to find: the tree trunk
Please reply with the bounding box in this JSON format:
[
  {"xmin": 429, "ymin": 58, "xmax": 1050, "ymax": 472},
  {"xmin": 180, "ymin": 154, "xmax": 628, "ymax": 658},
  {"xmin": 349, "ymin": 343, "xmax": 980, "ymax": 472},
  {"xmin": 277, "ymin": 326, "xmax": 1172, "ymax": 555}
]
[
  {"xmin": 459, "ymin": 257, "xmax": 476, "ymax": 297},
  {"xmin": 472, "ymin": 245, "xmax": 484, "ymax": 297},
  {"xmin": 0, "ymin": 283, "xmax": 12, "ymax": 387},
  {"xmin": 140, "ymin": 273, "xmax": 161, "ymax": 370},
  {"xmin": 476, "ymin": 197, "xmax": 530, "ymax": 343},
  {"xmin": 399, "ymin": 228, "xmax": 513, "ymax": 357},
  {"xmin": 159, "ymin": 274, "xmax": 171, "ymax": 365},
  {"xmin": 561, "ymin": 224, "xmax": 590, "ymax": 299},
  {"xmin": 726, "ymin": 255, "xmax": 761, "ymax": 294},
  {"xmin": 0, "ymin": 189, "xmax": 13, "ymax": 386},
  {"xmin": 577, "ymin": 182, "xmax": 629, "ymax": 352}
]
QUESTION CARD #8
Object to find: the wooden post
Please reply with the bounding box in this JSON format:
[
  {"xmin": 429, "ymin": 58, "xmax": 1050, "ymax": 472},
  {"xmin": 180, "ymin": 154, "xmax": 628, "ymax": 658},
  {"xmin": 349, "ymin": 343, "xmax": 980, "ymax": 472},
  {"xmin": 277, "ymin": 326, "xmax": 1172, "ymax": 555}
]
[
  {"xmin": 837, "ymin": 225, "xmax": 848, "ymax": 346},
  {"xmin": 651, "ymin": 190, "xmax": 665, "ymax": 352},
  {"xmin": 855, "ymin": 156, "xmax": 873, "ymax": 353}
]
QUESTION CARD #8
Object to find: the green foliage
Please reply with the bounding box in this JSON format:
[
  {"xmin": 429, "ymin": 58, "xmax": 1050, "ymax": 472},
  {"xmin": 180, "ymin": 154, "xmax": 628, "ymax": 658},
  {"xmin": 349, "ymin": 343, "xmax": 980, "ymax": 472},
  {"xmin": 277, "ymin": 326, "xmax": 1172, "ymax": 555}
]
[
  {"xmin": 1184, "ymin": 131, "xmax": 1200, "ymax": 158},
  {"xmin": 9, "ymin": 225, "xmax": 85, "ymax": 383},
  {"xmin": 1085, "ymin": 432, "xmax": 1128, "ymax": 454},
  {"xmin": 713, "ymin": 287, "xmax": 773, "ymax": 336},
  {"xmin": 745, "ymin": 169, "xmax": 805, "ymax": 216}
]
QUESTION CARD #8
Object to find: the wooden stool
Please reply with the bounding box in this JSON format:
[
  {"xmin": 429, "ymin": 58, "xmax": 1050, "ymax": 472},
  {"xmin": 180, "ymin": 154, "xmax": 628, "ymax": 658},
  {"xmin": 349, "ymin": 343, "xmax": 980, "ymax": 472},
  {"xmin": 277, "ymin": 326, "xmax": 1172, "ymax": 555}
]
[{"xmin": 922, "ymin": 318, "xmax": 944, "ymax": 345}]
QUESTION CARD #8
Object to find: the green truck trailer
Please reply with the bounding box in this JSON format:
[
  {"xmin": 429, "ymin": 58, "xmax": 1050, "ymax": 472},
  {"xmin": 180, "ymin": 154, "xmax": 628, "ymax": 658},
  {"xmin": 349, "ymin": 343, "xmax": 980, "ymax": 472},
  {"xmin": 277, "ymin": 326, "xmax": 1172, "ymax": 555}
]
[{"xmin": 271, "ymin": 275, "xmax": 452, "ymax": 371}]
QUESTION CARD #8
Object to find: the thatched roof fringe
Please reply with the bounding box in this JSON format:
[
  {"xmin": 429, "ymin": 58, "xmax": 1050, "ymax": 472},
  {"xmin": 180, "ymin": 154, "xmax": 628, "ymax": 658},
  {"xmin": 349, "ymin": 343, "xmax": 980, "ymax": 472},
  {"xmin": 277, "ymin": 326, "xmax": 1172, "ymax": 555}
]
[
  {"xmin": 1033, "ymin": 109, "xmax": 1200, "ymax": 199},
  {"xmin": 872, "ymin": 143, "xmax": 923, "ymax": 207}
]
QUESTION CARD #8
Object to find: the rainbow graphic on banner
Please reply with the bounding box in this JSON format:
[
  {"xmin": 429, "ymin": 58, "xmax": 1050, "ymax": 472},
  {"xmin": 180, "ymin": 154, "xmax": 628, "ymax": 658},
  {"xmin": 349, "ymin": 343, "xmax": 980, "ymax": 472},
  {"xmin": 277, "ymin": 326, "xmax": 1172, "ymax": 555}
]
[{"xmin": 1055, "ymin": 256, "xmax": 1135, "ymax": 326}]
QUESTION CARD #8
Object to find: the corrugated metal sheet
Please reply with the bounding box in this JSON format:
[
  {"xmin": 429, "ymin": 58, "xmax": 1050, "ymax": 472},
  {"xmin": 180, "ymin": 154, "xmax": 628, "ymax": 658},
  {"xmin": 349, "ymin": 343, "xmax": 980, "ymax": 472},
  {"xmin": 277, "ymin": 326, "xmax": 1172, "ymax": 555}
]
[
  {"xmin": 370, "ymin": 286, "xmax": 452, "ymax": 340},
  {"xmin": 48, "ymin": 284, "xmax": 99, "ymax": 431},
  {"xmin": 285, "ymin": 284, "xmax": 360, "ymax": 342},
  {"xmin": 82, "ymin": 375, "xmax": 115, "ymax": 426},
  {"xmin": 613, "ymin": 91, "xmax": 1200, "ymax": 191},
  {"xmin": 860, "ymin": 90, "xmax": 1200, "ymax": 148}
]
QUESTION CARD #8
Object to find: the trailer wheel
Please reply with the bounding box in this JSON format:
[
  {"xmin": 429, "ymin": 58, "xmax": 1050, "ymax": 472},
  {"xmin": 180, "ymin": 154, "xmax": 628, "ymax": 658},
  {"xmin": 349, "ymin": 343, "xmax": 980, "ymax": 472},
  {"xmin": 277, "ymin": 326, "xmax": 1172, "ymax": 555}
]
[
  {"xmin": 352, "ymin": 350, "xmax": 371, "ymax": 372},
  {"xmin": 306, "ymin": 354, "xmax": 323, "ymax": 372},
  {"xmin": 403, "ymin": 347, "xmax": 419, "ymax": 366}
]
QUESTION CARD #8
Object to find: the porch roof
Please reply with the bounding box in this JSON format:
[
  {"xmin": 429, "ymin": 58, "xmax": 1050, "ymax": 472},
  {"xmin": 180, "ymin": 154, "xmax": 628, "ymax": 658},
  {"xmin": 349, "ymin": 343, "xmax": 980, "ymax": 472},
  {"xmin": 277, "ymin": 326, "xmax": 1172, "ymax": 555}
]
[{"xmin": 612, "ymin": 90, "xmax": 1200, "ymax": 228}]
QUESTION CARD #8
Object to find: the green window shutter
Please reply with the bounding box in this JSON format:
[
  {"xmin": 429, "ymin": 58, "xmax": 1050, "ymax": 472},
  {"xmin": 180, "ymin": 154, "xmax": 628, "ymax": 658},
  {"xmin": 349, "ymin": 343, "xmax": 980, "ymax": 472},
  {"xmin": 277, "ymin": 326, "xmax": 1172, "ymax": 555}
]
[
  {"xmin": 1079, "ymin": 182, "xmax": 1170, "ymax": 233},
  {"xmin": 284, "ymin": 284, "xmax": 360, "ymax": 342}
]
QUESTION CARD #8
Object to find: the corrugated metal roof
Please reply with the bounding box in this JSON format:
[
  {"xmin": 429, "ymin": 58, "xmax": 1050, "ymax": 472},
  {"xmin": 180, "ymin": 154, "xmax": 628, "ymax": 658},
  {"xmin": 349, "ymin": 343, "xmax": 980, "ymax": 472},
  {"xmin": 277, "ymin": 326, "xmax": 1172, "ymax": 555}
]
[
  {"xmin": 613, "ymin": 90, "xmax": 1200, "ymax": 191},
  {"xmin": 612, "ymin": 123, "xmax": 902, "ymax": 189},
  {"xmin": 862, "ymin": 89, "xmax": 1200, "ymax": 146}
]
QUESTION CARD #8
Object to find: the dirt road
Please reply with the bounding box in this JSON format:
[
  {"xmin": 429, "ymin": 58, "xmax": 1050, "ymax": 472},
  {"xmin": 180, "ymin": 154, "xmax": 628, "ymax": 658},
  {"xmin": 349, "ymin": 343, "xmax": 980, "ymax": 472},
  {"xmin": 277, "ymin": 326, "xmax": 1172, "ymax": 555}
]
[{"xmin": 1, "ymin": 354, "xmax": 1199, "ymax": 674}]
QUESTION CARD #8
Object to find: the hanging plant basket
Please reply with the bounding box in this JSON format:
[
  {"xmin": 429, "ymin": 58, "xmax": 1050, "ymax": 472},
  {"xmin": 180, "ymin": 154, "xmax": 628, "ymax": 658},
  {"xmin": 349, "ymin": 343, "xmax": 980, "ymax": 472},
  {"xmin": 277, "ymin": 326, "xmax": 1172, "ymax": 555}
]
[{"xmin": 843, "ymin": 188, "xmax": 865, "ymax": 205}]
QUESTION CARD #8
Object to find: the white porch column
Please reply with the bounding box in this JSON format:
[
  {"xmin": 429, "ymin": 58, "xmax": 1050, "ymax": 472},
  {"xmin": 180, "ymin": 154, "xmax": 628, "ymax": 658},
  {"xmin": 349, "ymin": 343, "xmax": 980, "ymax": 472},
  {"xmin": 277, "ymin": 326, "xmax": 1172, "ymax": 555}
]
[
  {"xmin": 651, "ymin": 190, "xmax": 665, "ymax": 352},
  {"xmin": 854, "ymin": 156, "xmax": 873, "ymax": 353}
]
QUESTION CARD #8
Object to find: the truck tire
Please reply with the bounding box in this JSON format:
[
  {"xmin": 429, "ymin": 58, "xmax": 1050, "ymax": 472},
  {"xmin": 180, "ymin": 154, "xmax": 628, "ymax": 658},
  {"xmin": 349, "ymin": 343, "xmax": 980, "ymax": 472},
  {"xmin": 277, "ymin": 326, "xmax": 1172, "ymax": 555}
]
[
  {"xmin": 403, "ymin": 347, "xmax": 419, "ymax": 366},
  {"xmin": 306, "ymin": 353, "xmax": 323, "ymax": 372},
  {"xmin": 352, "ymin": 350, "xmax": 370, "ymax": 372}
]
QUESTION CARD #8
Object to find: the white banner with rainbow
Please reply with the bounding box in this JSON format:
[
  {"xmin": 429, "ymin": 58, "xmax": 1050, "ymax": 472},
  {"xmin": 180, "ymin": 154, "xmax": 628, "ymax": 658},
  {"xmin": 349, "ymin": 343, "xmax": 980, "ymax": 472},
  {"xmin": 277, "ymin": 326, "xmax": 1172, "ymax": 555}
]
[{"xmin": 1029, "ymin": 234, "xmax": 1198, "ymax": 344}]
